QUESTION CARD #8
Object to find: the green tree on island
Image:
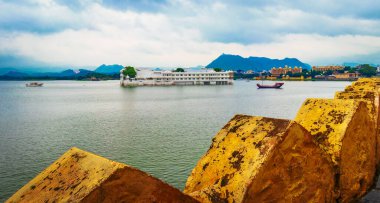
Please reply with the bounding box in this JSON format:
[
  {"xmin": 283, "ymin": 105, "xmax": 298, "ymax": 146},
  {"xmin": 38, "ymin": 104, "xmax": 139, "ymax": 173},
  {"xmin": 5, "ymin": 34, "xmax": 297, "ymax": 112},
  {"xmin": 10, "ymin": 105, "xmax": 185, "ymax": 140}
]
[
  {"xmin": 173, "ymin": 68, "xmax": 185, "ymax": 72},
  {"xmin": 213, "ymin": 68, "xmax": 222, "ymax": 72},
  {"xmin": 359, "ymin": 64, "xmax": 377, "ymax": 77},
  {"xmin": 122, "ymin": 66, "xmax": 137, "ymax": 78}
]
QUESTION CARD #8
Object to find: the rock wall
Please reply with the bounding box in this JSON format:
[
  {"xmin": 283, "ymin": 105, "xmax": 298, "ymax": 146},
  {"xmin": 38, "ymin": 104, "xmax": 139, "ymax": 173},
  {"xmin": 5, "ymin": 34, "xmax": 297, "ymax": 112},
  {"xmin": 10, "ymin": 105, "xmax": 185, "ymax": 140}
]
[{"xmin": 7, "ymin": 78, "xmax": 380, "ymax": 203}]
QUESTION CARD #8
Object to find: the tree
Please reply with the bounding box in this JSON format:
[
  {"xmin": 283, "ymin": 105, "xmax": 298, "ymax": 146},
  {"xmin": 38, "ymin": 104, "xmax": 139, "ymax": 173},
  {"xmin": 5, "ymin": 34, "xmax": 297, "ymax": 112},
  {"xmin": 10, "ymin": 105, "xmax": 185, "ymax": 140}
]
[
  {"xmin": 344, "ymin": 66, "xmax": 351, "ymax": 71},
  {"xmin": 310, "ymin": 70, "xmax": 322, "ymax": 78},
  {"xmin": 173, "ymin": 68, "xmax": 185, "ymax": 72},
  {"xmin": 359, "ymin": 64, "xmax": 377, "ymax": 77},
  {"xmin": 337, "ymin": 69, "xmax": 345, "ymax": 73},
  {"xmin": 261, "ymin": 71, "xmax": 271, "ymax": 76},
  {"xmin": 301, "ymin": 69, "xmax": 309, "ymax": 77},
  {"xmin": 286, "ymin": 71, "xmax": 293, "ymax": 77},
  {"xmin": 122, "ymin": 66, "xmax": 137, "ymax": 78},
  {"xmin": 213, "ymin": 68, "xmax": 222, "ymax": 72},
  {"xmin": 292, "ymin": 73, "xmax": 302, "ymax": 77},
  {"xmin": 323, "ymin": 70, "xmax": 333, "ymax": 76}
]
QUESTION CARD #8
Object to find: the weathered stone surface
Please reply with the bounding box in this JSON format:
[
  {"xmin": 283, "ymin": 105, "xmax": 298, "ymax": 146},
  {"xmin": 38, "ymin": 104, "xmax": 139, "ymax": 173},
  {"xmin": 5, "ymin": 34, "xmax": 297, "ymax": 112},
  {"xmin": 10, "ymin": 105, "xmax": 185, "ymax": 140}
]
[
  {"xmin": 184, "ymin": 115, "xmax": 335, "ymax": 203},
  {"xmin": 335, "ymin": 91, "xmax": 380, "ymax": 167},
  {"xmin": 6, "ymin": 147, "xmax": 197, "ymax": 203},
  {"xmin": 82, "ymin": 167, "xmax": 197, "ymax": 203},
  {"xmin": 345, "ymin": 80, "xmax": 379, "ymax": 92},
  {"xmin": 357, "ymin": 78, "xmax": 380, "ymax": 87},
  {"xmin": 334, "ymin": 90, "xmax": 378, "ymax": 124},
  {"xmin": 295, "ymin": 98, "xmax": 376, "ymax": 202}
]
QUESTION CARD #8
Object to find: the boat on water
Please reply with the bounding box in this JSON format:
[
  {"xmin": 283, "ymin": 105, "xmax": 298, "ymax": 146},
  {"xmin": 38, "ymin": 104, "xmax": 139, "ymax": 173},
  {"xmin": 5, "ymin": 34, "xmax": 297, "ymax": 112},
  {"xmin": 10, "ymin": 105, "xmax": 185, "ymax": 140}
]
[
  {"xmin": 257, "ymin": 82, "xmax": 284, "ymax": 89},
  {"xmin": 90, "ymin": 77, "xmax": 100, "ymax": 81},
  {"xmin": 26, "ymin": 82, "xmax": 43, "ymax": 87}
]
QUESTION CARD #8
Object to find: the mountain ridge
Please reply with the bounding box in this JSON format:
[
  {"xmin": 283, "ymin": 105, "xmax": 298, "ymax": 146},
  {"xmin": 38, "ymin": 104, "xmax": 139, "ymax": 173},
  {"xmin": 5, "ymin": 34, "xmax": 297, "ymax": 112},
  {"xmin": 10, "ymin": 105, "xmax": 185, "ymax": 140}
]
[
  {"xmin": 94, "ymin": 64, "xmax": 124, "ymax": 74},
  {"xmin": 206, "ymin": 54, "xmax": 311, "ymax": 71}
]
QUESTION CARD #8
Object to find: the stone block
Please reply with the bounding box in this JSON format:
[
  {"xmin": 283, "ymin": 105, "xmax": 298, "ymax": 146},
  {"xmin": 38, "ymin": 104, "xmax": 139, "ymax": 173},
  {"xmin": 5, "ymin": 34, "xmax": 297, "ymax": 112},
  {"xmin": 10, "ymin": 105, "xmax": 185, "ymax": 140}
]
[
  {"xmin": 335, "ymin": 91, "xmax": 380, "ymax": 167},
  {"xmin": 184, "ymin": 115, "xmax": 335, "ymax": 203},
  {"xmin": 345, "ymin": 80, "xmax": 379, "ymax": 92},
  {"xmin": 295, "ymin": 99, "xmax": 376, "ymax": 202},
  {"xmin": 357, "ymin": 78, "xmax": 380, "ymax": 87},
  {"xmin": 7, "ymin": 147, "xmax": 197, "ymax": 203}
]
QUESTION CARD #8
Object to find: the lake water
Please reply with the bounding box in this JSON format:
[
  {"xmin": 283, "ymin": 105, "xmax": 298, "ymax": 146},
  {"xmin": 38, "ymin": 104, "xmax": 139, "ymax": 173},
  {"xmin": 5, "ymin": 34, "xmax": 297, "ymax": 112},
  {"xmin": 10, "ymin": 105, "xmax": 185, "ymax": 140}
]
[{"xmin": 0, "ymin": 80, "xmax": 351, "ymax": 201}]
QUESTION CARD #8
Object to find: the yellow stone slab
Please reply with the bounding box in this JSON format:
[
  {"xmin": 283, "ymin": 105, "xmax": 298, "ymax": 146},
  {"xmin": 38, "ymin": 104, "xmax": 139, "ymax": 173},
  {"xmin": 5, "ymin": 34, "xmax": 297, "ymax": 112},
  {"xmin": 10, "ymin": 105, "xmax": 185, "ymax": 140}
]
[
  {"xmin": 357, "ymin": 78, "xmax": 380, "ymax": 86},
  {"xmin": 295, "ymin": 98, "xmax": 376, "ymax": 202},
  {"xmin": 345, "ymin": 79, "xmax": 379, "ymax": 92},
  {"xmin": 185, "ymin": 115, "xmax": 335, "ymax": 203},
  {"xmin": 335, "ymin": 91, "xmax": 378, "ymax": 121},
  {"xmin": 7, "ymin": 147, "xmax": 197, "ymax": 203},
  {"xmin": 335, "ymin": 89, "xmax": 380, "ymax": 175}
]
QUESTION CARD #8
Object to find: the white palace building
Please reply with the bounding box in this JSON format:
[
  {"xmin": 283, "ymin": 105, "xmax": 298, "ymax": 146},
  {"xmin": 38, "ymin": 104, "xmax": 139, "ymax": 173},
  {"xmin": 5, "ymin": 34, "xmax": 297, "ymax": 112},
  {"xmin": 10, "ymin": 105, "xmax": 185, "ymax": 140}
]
[{"xmin": 120, "ymin": 68, "xmax": 234, "ymax": 86}]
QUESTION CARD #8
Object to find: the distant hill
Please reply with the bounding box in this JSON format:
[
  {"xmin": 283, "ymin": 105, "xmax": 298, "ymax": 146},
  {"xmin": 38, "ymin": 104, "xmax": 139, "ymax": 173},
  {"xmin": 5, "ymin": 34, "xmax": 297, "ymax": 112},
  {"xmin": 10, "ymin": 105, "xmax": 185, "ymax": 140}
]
[
  {"xmin": 3, "ymin": 71, "xmax": 29, "ymax": 78},
  {"xmin": 0, "ymin": 68, "xmax": 18, "ymax": 75},
  {"xmin": 0, "ymin": 68, "xmax": 119, "ymax": 80},
  {"xmin": 206, "ymin": 54, "xmax": 311, "ymax": 71},
  {"xmin": 58, "ymin": 69, "xmax": 76, "ymax": 77},
  {"xmin": 343, "ymin": 62, "xmax": 379, "ymax": 67},
  {"xmin": 30, "ymin": 69, "xmax": 87, "ymax": 77},
  {"xmin": 342, "ymin": 62, "xmax": 360, "ymax": 68},
  {"xmin": 94, "ymin": 64, "xmax": 123, "ymax": 74}
]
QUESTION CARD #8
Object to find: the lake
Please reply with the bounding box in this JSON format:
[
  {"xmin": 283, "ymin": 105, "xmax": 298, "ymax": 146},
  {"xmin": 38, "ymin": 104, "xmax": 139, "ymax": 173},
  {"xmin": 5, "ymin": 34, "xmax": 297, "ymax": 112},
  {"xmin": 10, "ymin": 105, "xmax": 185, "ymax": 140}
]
[{"xmin": 0, "ymin": 80, "xmax": 350, "ymax": 201}]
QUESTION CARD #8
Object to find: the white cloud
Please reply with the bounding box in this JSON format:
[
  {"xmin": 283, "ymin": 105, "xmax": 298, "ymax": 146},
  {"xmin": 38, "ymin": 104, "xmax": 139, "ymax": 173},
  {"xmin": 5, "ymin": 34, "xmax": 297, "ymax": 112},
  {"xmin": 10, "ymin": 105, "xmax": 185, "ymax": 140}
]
[{"xmin": 1, "ymin": 0, "xmax": 380, "ymax": 68}]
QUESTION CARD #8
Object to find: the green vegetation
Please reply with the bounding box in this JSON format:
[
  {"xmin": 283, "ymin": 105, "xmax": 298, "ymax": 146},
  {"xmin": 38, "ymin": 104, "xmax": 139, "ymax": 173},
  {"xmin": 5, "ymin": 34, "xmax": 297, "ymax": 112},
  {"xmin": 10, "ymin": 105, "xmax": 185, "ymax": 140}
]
[
  {"xmin": 323, "ymin": 70, "xmax": 334, "ymax": 76},
  {"xmin": 173, "ymin": 68, "xmax": 185, "ymax": 72},
  {"xmin": 285, "ymin": 71, "xmax": 302, "ymax": 77},
  {"xmin": 213, "ymin": 68, "xmax": 222, "ymax": 72},
  {"xmin": 358, "ymin": 64, "xmax": 377, "ymax": 77},
  {"xmin": 122, "ymin": 66, "xmax": 137, "ymax": 78}
]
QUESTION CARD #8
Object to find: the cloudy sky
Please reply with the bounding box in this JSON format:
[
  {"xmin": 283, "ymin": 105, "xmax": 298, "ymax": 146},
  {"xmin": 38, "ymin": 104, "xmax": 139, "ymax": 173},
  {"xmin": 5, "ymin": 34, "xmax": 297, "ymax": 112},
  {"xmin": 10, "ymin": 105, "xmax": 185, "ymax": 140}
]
[{"xmin": 1, "ymin": 0, "xmax": 380, "ymax": 69}]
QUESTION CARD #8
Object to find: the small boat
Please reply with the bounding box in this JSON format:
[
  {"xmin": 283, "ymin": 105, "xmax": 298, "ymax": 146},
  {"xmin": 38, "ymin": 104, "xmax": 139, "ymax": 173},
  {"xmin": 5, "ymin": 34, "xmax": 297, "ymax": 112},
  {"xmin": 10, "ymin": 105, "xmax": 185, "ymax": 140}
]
[
  {"xmin": 90, "ymin": 77, "xmax": 100, "ymax": 81},
  {"xmin": 257, "ymin": 82, "xmax": 284, "ymax": 89},
  {"xmin": 26, "ymin": 82, "xmax": 43, "ymax": 87}
]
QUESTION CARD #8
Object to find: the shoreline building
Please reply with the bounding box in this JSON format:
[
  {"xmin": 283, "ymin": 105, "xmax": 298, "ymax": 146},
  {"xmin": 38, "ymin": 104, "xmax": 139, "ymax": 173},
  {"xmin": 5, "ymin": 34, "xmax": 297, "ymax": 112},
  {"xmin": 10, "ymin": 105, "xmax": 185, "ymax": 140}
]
[
  {"xmin": 312, "ymin": 65, "xmax": 344, "ymax": 72},
  {"xmin": 333, "ymin": 72, "xmax": 359, "ymax": 80},
  {"xmin": 120, "ymin": 68, "xmax": 234, "ymax": 86},
  {"xmin": 270, "ymin": 66, "xmax": 303, "ymax": 77}
]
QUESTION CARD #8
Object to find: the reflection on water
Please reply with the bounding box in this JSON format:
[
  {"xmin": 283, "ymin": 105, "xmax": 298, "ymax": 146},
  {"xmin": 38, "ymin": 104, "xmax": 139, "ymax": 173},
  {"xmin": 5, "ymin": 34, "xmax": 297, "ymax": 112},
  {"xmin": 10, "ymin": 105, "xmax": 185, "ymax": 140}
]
[{"xmin": 0, "ymin": 80, "xmax": 350, "ymax": 201}]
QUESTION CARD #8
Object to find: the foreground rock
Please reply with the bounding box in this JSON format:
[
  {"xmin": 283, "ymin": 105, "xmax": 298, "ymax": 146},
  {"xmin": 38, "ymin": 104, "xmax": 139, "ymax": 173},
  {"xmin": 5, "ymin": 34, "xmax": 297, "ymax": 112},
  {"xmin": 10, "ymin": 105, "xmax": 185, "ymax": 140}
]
[
  {"xmin": 345, "ymin": 79, "xmax": 379, "ymax": 92},
  {"xmin": 184, "ymin": 115, "xmax": 335, "ymax": 203},
  {"xmin": 335, "ymin": 90, "xmax": 380, "ymax": 167},
  {"xmin": 295, "ymin": 98, "xmax": 376, "ymax": 202},
  {"xmin": 6, "ymin": 147, "xmax": 197, "ymax": 203}
]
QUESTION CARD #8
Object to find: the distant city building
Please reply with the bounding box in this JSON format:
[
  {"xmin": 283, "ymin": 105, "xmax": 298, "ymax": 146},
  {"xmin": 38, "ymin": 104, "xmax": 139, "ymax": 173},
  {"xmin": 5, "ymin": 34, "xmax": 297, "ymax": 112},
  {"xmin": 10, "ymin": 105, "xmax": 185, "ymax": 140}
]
[
  {"xmin": 312, "ymin": 65, "xmax": 343, "ymax": 72},
  {"xmin": 245, "ymin": 70, "xmax": 254, "ymax": 74},
  {"xmin": 314, "ymin": 75, "xmax": 326, "ymax": 79},
  {"xmin": 270, "ymin": 66, "xmax": 302, "ymax": 77},
  {"xmin": 333, "ymin": 72, "xmax": 359, "ymax": 80},
  {"xmin": 120, "ymin": 68, "xmax": 234, "ymax": 86}
]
